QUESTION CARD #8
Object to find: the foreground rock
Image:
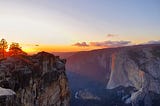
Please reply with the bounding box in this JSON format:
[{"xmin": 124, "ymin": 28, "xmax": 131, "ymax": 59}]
[
  {"xmin": 0, "ymin": 87, "xmax": 16, "ymax": 105},
  {"xmin": 0, "ymin": 52, "xmax": 70, "ymax": 106}
]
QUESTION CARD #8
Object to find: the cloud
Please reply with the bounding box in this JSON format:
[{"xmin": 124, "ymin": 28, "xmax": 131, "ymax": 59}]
[
  {"xmin": 107, "ymin": 34, "xmax": 118, "ymax": 37},
  {"xmin": 145, "ymin": 40, "xmax": 160, "ymax": 44},
  {"xmin": 90, "ymin": 41, "xmax": 131, "ymax": 47},
  {"xmin": 73, "ymin": 41, "xmax": 131, "ymax": 48},
  {"xmin": 73, "ymin": 42, "xmax": 89, "ymax": 47}
]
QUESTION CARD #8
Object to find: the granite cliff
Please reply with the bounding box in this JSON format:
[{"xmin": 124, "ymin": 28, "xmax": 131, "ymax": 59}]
[
  {"xmin": 0, "ymin": 52, "xmax": 70, "ymax": 106},
  {"xmin": 66, "ymin": 49, "xmax": 113, "ymax": 83},
  {"xmin": 107, "ymin": 45, "xmax": 160, "ymax": 106},
  {"xmin": 66, "ymin": 44, "xmax": 160, "ymax": 106}
]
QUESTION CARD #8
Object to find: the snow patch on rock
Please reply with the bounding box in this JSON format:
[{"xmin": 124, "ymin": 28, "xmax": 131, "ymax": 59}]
[{"xmin": 0, "ymin": 87, "xmax": 15, "ymax": 96}]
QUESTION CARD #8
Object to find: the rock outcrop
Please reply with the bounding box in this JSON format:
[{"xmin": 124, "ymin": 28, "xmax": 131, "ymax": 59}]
[
  {"xmin": 75, "ymin": 89, "xmax": 101, "ymax": 100},
  {"xmin": 0, "ymin": 52, "xmax": 70, "ymax": 106},
  {"xmin": 0, "ymin": 87, "xmax": 16, "ymax": 106},
  {"xmin": 107, "ymin": 45, "xmax": 160, "ymax": 106}
]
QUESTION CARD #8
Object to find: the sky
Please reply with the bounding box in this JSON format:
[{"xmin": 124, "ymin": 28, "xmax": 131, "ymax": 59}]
[{"xmin": 0, "ymin": 0, "xmax": 160, "ymax": 53}]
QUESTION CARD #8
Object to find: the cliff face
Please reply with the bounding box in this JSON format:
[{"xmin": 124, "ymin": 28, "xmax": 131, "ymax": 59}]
[
  {"xmin": 65, "ymin": 44, "xmax": 160, "ymax": 106},
  {"xmin": 66, "ymin": 49, "xmax": 113, "ymax": 83},
  {"xmin": 0, "ymin": 52, "xmax": 70, "ymax": 106},
  {"xmin": 107, "ymin": 45, "xmax": 160, "ymax": 106}
]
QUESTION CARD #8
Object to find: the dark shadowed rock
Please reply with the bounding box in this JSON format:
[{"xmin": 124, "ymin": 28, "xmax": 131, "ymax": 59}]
[{"xmin": 0, "ymin": 52, "xmax": 70, "ymax": 106}]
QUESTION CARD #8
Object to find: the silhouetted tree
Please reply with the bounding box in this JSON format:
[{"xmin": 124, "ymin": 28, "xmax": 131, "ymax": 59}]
[
  {"xmin": 9, "ymin": 42, "xmax": 26, "ymax": 56},
  {"xmin": 0, "ymin": 38, "xmax": 8, "ymax": 58}
]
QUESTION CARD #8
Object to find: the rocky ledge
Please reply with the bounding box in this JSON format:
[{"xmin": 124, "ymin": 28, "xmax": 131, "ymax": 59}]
[{"xmin": 0, "ymin": 52, "xmax": 70, "ymax": 106}]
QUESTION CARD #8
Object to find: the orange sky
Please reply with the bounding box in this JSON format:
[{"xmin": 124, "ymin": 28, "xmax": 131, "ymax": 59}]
[
  {"xmin": 0, "ymin": 1, "xmax": 159, "ymax": 54},
  {"xmin": 22, "ymin": 44, "xmax": 104, "ymax": 54}
]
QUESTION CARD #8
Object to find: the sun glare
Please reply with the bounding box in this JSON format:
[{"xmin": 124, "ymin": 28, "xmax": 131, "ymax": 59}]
[{"xmin": 23, "ymin": 47, "xmax": 37, "ymax": 54}]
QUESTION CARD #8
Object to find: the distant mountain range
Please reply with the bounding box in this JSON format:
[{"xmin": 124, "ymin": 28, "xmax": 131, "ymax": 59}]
[{"xmin": 52, "ymin": 52, "xmax": 76, "ymax": 59}]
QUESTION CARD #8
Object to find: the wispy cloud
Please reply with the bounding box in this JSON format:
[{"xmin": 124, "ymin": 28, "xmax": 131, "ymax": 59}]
[
  {"xmin": 107, "ymin": 34, "xmax": 118, "ymax": 37},
  {"xmin": 73, "ymin": 42, "xmax": 89, "ymax": 47},
  {"xmin": 90, "ymin": 41, "xmax": 131, "ymax": 47},
  {"xmin": 145, "ymin": 40, "xmax": 160, "ymax": 44},
  {"xmin": 73, "ymin": 41, "xmax": 131, "ymax": 48}
]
